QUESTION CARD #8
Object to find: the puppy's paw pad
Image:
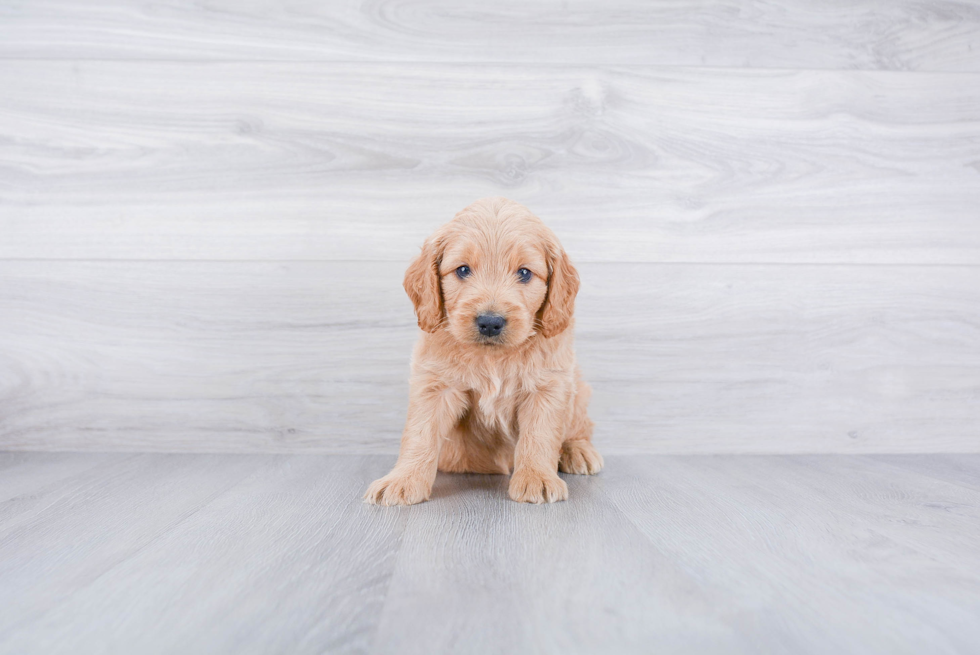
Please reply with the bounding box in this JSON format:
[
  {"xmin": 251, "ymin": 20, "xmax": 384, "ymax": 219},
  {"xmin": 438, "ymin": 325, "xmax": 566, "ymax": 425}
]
[
  {"xmin": 559, "ymin": 441, "xmax": 604, "ymax": 475},
  {"xmin": 508, "ymin": 470, "xmax": 568, "ymax": 504},
  {"xmin": 363, "ymin": 474, "xmax": 431, "ymax": 506}
]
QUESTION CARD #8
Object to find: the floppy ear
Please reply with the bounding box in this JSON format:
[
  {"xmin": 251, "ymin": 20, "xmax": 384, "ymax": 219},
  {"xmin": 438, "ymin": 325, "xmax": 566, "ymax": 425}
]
[
  {"xmin": 539, "ymin": 245, "xmax": 580, "ymax": 338},
  {"xmin": 403, "ymin": 238, "xmax": 444, "ymax": 333}
]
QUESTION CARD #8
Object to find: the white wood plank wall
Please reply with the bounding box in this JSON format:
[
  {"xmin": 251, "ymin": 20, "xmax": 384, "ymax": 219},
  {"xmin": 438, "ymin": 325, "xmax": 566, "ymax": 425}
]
[{"xmin": 1, "ymin": 1, "xmax": 978, "ymax": 453}]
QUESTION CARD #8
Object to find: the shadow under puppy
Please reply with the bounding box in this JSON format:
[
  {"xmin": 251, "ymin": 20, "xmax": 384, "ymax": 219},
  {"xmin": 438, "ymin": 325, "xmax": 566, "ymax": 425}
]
[{"xmin": 365, "ymin": 197, "xmax": 602, "ymax": 505}]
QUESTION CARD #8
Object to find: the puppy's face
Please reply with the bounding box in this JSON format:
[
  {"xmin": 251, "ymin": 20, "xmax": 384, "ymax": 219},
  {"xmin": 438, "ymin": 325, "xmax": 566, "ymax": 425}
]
[
  {"xmin": 438, "ymin": 229, "xmax": 548, "ymax": 348},
  {"xmin": 404, "ymin": 198, "xmax": 579, "ymax": 348}
]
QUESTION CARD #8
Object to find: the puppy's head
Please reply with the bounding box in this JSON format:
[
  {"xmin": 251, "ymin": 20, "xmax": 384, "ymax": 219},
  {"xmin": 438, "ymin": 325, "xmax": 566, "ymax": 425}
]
[{"xmin": 404, "ymin": 197, "xmax": 579, "ymax": 348}]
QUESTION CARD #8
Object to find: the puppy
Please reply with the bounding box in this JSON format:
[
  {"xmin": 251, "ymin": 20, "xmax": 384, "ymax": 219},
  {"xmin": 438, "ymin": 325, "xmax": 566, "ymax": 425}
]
[{"xmin": 364, "ymin": 197, "xmax": 602, "ymax": 505}]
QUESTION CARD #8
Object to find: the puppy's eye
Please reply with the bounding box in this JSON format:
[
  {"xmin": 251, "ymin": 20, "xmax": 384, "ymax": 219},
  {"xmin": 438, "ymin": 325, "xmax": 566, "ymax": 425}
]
[
  {"xmin": 455, "ymin": 265, "xmax": 471, "ymax": 279},
  {"xmin": 517, "ymin": 268, "xmax": 532, "ymax": 283}
]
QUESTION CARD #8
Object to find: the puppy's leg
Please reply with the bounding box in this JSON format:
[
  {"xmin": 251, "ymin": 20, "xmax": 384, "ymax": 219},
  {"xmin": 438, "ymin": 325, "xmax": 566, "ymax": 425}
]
[
  {"xmin": 509, "ymin": 383, "xmax": 570, "ymax": 504},
  {"xmin": 559, "ymin": 377, "xmax": 603, "ymax": 475},
  {"xmin": 364, "ymin": 383, "xmax": 467, "ymax": 506}
]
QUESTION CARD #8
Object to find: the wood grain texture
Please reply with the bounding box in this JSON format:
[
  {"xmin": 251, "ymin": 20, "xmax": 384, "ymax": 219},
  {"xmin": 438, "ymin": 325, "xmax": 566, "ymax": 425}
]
[
  {"xmin": 3, "ymin": 1, "xmax": 979, "ymax": 457},
  {"xmin": 2, "ymin": 261, "xmax": 978, "ymax": 454},
  {"xmin": 372, "ymin": 470, "xmax": 737, "ymax": 654},
  {"xmin": 0, "ymin": 453, "xmax": 268, "ymax": 640},
  {"xmin": 1, "ymin": 453, "xmax": 979, "ymax": 654},
  {"xmin": 0, "ymin": 452, "xmax": 128, "ymax": 504},
  {"xmin": 1, "ymin": 0, "xmax": 979, "ymax": 71},
  {"xmin": 2, "ymin": 62, "xmax": 979, "ymax": 263},
  {"xmin": 0, "ymin": 455, "xmax": 405, "ymax": 655},
  {"xmin": 602, "ymin": 455, "xmax": 980, "ymax": 654},
  {"xmin": 868, "ymin": 454, "xmax": 980, "ymax": 492}
]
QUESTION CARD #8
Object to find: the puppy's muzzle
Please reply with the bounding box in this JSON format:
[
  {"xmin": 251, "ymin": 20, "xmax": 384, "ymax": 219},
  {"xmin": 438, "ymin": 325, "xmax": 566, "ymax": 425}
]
[{"xmin": 476, "ymin": 313, "xmax": 506, "ymax": 338}]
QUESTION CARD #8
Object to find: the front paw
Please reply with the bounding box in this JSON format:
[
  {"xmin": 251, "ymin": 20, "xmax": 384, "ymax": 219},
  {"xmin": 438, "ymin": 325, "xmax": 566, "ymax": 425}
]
[
  {"xmin": 363, "ymin": 473, "xmax": 432, "ymax": 506},
  {"xmin": 508, "ymin": 468, "xmax": 568, "ymax": 504}
]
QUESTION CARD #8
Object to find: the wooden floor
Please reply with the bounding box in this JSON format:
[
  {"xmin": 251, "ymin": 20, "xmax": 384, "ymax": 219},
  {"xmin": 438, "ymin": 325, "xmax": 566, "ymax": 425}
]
[{"xmin": 1, "ymin": 452, "xmax": 979, "ymax": 654}]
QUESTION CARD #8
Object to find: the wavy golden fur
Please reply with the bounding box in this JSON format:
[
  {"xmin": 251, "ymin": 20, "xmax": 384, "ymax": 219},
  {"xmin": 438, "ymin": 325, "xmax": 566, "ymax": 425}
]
[{"xmin": 365, "ymin": 198, "xmax": 602, "ymax": 505}]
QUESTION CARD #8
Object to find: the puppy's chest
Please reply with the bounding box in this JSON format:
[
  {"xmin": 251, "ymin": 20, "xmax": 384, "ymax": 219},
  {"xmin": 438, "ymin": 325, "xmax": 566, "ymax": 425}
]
[{"xmin": 459, "ymin": 368, "xmax": 526, "ymax": 435}]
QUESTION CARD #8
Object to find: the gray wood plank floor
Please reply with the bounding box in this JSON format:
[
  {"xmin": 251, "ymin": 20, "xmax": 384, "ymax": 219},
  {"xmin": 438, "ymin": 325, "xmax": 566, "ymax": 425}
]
[{"xmin": 0, "ymin": 452, "xmax": 978, "ymax": 654}]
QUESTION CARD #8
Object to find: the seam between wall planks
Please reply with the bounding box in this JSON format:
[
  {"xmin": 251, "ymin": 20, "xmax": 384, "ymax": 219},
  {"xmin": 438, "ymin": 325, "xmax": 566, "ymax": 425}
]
[
  {"xmin": 2, "ymin": 58, "xmax": 980, "ymax": 75},
  {"xmin": 1, "ymin": 259, "xmax": 979, "ymax": 268}
]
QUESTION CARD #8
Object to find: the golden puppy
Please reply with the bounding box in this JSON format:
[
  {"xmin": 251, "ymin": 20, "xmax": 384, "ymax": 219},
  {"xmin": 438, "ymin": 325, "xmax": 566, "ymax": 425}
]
[{"xmin": 364, "ymin": 197, "xmax": 602, "ymax": 505}]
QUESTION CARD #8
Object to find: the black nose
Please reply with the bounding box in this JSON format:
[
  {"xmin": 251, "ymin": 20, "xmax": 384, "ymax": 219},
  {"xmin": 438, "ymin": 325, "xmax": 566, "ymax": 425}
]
[{"xmin": 476, "ymin": 314, "xmax": 506, "ymax": 337}]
